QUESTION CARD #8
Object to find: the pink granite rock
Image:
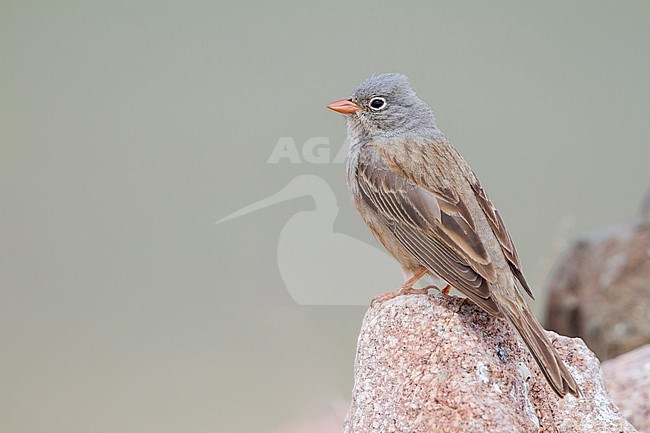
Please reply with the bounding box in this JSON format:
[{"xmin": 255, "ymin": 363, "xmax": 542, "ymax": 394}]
[
  {"xmin": 603, "ymin": 344, "xmax": 650, "ymax": 433},
  {"xmin": 343, "ymin": 294, "xmax": 636, "ymax": 433}
]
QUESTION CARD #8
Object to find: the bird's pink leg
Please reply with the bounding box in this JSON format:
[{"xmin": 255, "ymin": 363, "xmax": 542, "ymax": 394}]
[{"xmin": 370, "ymin": 267, "xmax": 430, "ymax": 307}]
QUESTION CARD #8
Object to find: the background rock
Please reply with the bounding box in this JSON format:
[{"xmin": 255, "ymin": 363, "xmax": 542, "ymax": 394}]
[
  {"xmin": 544, "ymin": 189, "xmax": 650, "ymax": 360},
  {"xmin": 343, "ymin": 294, "xmax": 636, "ymax": 433},
  {"xmin": 603, "ymin": 344, "xmax": 650, "ymax": 433}
]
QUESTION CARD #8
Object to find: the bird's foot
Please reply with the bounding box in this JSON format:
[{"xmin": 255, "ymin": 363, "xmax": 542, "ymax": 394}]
[
  {"xmin": 370, "ymin": 285, "xmax": 430, "ymax": 308},
  {"xmin": 422, "ymin": 283, "xmax": 452, "ymax": 295}
]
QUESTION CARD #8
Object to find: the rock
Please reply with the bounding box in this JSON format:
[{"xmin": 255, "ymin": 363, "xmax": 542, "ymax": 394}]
[
  {"xmin": 343, "ymin": 294, "xmax": 636, "ymax": 433},
  {"xmin": 544, "ymin": 190, "xmax": 650, "ymax": 361},
  {"xmin": 603, "ymin": 344, "xmax": 650, "ymax": 432}
]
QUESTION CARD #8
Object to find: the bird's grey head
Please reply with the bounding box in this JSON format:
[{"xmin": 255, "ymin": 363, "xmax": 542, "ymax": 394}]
[{"xmin": 329, "ymin": 73, "xmax": 438, "ymax": 141}]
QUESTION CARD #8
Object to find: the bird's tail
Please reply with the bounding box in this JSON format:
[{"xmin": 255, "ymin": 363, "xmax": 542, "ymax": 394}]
[{"xmin": 502, "ymin": 303, "xmax": 580, "ymax": 397}]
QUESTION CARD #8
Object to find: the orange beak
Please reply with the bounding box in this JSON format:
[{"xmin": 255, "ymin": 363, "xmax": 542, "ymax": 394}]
[{"xmin": 327, "ymin": 98, "xmax": 361, "ymax": 114}]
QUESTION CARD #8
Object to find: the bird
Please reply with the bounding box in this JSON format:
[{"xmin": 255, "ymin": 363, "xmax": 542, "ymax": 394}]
[{"xmin": 326, "ymin": 73, "xmax": 579, "ymax": 397}]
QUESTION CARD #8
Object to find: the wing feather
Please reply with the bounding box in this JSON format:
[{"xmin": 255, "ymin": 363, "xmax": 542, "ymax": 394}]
[{"xmin": 470, "ymin": 182, "xmax": 534, "ymax": 298}]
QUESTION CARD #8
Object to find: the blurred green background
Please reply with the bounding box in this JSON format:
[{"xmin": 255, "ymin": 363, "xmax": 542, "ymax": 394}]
[{"xmin": 1, "ymin": 2, "xmax": 649, "ymax": 432}]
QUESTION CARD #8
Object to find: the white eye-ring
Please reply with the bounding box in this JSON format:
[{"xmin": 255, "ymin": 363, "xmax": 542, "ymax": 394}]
[{"xmin": 368, "ymin": 97, "xmax": 387, "ymax": 111}]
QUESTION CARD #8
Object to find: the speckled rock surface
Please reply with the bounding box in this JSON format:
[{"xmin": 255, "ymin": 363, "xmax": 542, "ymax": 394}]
[
  {"xmin": 343, "ymin": 295, "xmax": 636, "ymax": 433},
  {"xmin": 603, "ymin": 344, "xmax": 650, "ymax": 432},
  {"xmin": 544, "ymin": 195, "xmax": 650, "ymax": 361}
]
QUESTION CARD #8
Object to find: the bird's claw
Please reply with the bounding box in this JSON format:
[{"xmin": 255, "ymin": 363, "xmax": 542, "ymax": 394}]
[{"xmin": 422, "ymin": 283, "xmax": 452, "ymax": 295}]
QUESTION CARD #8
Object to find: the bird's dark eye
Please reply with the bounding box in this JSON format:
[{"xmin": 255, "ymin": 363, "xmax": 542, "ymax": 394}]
[{"xmin": 369, "ymin": 97, "xmax": 387, "ymax": 111}]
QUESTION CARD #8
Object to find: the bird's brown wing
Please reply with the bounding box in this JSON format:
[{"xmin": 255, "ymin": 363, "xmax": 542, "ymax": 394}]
[
  {"xmin": 356, "ymin": 146, "xmax": 580, "ymax": 397},
  {"xmin": 470, "ymin": 182, "xmax": 534, "ymax": 298},
  {"xmin": 356, "ymin": 147, "xmax": 502, "ymax": 316}
]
